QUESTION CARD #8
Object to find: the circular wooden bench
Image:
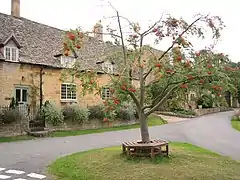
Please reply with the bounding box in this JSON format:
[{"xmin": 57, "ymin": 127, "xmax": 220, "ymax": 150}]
[{"xmin": 122, "ymin": 139, "xmax": 169, "ymax": 159}]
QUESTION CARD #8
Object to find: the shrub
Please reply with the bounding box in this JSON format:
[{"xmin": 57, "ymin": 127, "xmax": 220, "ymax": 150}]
[
  {"xmin": 88, "ymin": 104, "xmax": 105, "ymax": 120},
  {"xmin": 202, "ymin": 94, "xmax": 213, "ymax": 108},
  {"xmin": 115, "ymin": 102, "xmax": 136, "ymax": 121},
  {"xmin": 62, "ymin": 104, "xmax": 89, "ymax": 124},
  {"xmin": 173, "ymin": 108, "xmax": 196, "ymax": 116},
  {"xmin": 168, "ymin": 98, "xmax": 181, "ymax": 111},
  {"xmin": 42, "ymin": 101, "xmax": 64, "ymax": 126},
  {"xmin": 9, "ymin": 97, "xmax": 18, "ymax": 109},
  {"xmin": 0, "ymin": 107, "xmax": 26, "ymax": 124},
  {"xmin": 196, "ymin": 94, "xmax": 213, "ymax": 108},
  {"xmin": 197, "ymin": 97, "xmax": 203, "ymax": 106},
  {"xmin": 232, "ymin": 116, "xmax": 240, "ymax": 121}
]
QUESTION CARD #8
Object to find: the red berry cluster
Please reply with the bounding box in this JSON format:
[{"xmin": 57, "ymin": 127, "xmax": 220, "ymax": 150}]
[
  {"xmin": 212, "ymin": 85, "xmax": 223, "ymax": 97},
  {"xmin": 63, "ymin": 31, "xmax": 84, "ymax": 56},
  {"xmin": 120, "ymin": 83, "xmax": 136, "ymax": 93},
  {"xmin": 180, "ymin": 84, "xmax": 188, "ymax": 89}
]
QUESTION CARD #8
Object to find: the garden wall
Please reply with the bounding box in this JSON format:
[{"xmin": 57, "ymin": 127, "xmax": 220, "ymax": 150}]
[
  {"xmin": 156, "ymin": 107, "xmax": 233, "ymax": 118},
  {"xmin": 0, "ymin": 121, "xmax": 28, "ymax": 137},
  {"xmin": 46, "ymin": 119, "xmax": 138, "ymax": 132},
  {"xmin": 193, "ymin": 107, "xmax": 232, "ymax": 116}
]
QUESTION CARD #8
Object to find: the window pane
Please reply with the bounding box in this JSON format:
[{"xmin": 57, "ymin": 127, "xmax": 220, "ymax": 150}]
[
  {"xmin": 72, "ymin": 93, "xmax": 76, "ymax": 99},
  {"xmin": 22, "ymin": 89, "xmax": 27, "ymax": 102},
  {"xmin": 71, "ymin": 85, "xmax": 76, "ymax": 99},
  {"xmin": 5, "ymin": 48, "xmax": 11, "ymax": 60},
  {"xmin": 12, "ymin": 48, "xmax": 16, "ymax": 61},
  {"xmin": 67, "ymin": 88, "xmax": 72, "ymax": 99},
  {"xmin": 61, "ymin": 84, "xmax": 67, "ymax": 99},
  {"xmin": 16, "ymin": 89, "xmax": 21, "ymax": 102},
  {"xmin": 102, "ymin": 87, "xmax": 110, "ymax": 99}
]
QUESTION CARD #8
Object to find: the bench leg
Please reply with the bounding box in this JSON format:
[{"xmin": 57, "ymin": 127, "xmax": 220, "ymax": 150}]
[
  {"xmin": 127, "ymin": 147, "xmax": 130, "ymax": 157},
  {"xmin": 166, "ymin": 144, "xmax": 169, "ymax": 157},
  {"xmin": 150, "ymin": 147, "xmax": 155, "ymax": 159},
  {"xmin": 122, "ymin": 144, "xmax": 126, "ymax": 154}
]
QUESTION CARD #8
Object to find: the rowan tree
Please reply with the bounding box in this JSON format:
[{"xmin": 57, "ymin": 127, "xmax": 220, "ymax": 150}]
[{"xmin": 62, "ymin": 5, "xmax": 231, "ymax": 143}]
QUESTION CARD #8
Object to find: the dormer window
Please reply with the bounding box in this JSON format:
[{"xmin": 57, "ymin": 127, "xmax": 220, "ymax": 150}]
[
  {"xmin": 102, "ymin": 62, "xmax": 114, "ymax": 74},
  {"xmin": 4, "ymin": 47, "xmax": 19, "ymax": 61},
  {"xmin": 61, "ymin": 56, "xmax": 76, "ymax": 68}
]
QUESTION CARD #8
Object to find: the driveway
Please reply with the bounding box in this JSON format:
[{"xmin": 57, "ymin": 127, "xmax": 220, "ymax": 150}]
[{"xmin": 0, "ymin": 111, "xmax": 239, "ymax": 179}]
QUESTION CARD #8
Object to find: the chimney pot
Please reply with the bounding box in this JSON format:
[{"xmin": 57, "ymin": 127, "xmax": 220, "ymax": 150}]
[{"xmin": 11, "ymin": 0, "xmax": 20, "ymax": 17}]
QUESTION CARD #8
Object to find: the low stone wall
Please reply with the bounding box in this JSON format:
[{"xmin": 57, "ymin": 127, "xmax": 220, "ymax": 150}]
[
  {"xmin": 194, "ymin": 107, "xmax": 232, "ymax": 116},
  {"xmin": 0, "ymin": 122, "xmax": 28, "ymax": 137},
  {"xmin": 156, "ymin": 107, "xmax": 233, "ymax": 118},
  {"xmin": 155, "ymin": 111, "xmax": 195, "ymax": 118},
  {"xmin": 46, "ymin": 119, "xmax": 138, "ymax": 132}
]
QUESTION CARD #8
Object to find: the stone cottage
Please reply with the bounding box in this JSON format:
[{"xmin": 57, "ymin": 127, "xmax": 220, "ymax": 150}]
[{"xmin": 0, "ymin": 0, "xmax": 140, "ymax": 110}]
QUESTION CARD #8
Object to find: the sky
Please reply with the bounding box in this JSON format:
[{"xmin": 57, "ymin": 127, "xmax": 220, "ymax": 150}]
[{"xmin": 0, "ymin": 0, "xmax": 239, "ymax": 62}]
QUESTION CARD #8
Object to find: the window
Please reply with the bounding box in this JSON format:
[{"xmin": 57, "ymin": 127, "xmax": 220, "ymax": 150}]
[
  {"xmin": 102, "ymin": 62, "xmax": 114, "ymax": 73},
  {"xmin": 4, "ymin": 47, "xmax": 19, "ymax": 61},
  {"xmin": 61, "ymin": 83, "xmax": 77, "ymax": 100},
  {"xmin": 61, "ymin": 56, "xmax": 76, "ymax": 68},
  {"xmin": 101, "ymin": 87, "xmax": 110, "ymax": 99},
  {"xmin": 15, "ymin": 87, "xmax": 28, "ymax": 104}
]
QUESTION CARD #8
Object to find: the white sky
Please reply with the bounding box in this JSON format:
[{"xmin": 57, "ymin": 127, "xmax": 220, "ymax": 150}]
[{"xmin": 0, "ymin": 0, "xmax": 239, "ymax": 62}]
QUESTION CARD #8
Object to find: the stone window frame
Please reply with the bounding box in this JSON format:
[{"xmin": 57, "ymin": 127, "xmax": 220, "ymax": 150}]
[
  {"xmin": 60, "ymin": 56, "xmax": 76, "ymax": 68},
  {"xmin": 101, "ymin": 87, "xmax": 111, "ymax": 100},
  {"xmin": 4, "ymin": 46, "xmax": 19, "ymax": 62},
  {"xmin": 102, "ymin": 62, "xmax": 114, "ymax": 74},
  {"xmin": 61, "ymin": 83, "xmax": 77, "ymax": 101}
]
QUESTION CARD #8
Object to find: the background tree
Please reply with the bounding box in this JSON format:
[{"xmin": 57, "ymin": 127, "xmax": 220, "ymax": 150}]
[
  {"xmin": 62, "ymin": 4, "xmax": 230, "ymax": 143},
  {"xmin": 223, "ymin": 61, "xmax": 240, "ymax": 105}
]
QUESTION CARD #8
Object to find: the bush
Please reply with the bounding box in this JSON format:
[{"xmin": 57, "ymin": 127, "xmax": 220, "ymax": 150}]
[
  {"xmin": 0, "ymin": 107, "xmax": 26, "ymax": 124},
  {"xmin": 196, "ymin": 94, "xmax": 213, "ymax": 108},
  {"xmin": 62, "ymin": 104, "xmax": 89, "ymax": 124},
  {"xmin": 115, "ymin": 102, "xmax": 136, "ymax": 121},
  {"xmin": 197, "ymin": 97, "xmax": 203, "ymax": 106},
  {"xmin": 42, "ymin": 101, "xmax": 64, "ymax": 126},
  {"xmin": 172, "ymin": 108, "xmax": 196, "ymax": 116},
  {"xmin": 232, "ymin": 116, "xmax": 240, "ymax": 121},
  {"xmin": 202, "ymin": 94, "xmax": 213, "ymax": 108},
  {"xmin": 88, "ymin": 104, "xmax": 105, "ymax": 120}
]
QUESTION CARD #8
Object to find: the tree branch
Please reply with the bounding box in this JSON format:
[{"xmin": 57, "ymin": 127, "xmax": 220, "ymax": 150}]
[
  {"xmin": 85, "ymin": 31, "xmax": 121, "ymax": 38},
  {"xmin": 108, "ymin": 1, "xmax": 127, "ymax": 73},
  {"xmin": 139, "ymin": 36, "xmax": 145, "ymax": 107},
  {"xmin": 143, "ymin": 16, "xmax": 204, "ymax": 80},
  {"xmin": 145, "ymin": 85, "xmax": 179, "ymax": 116},
  {"xmin": 143, "ymin": 73, "xmax": 221, "ymax": 113},
  {"xmin": 128, "ymin": 91, "xmax": 141, "ymax": 111},
  {"xmin": 141, "ymin": 13, "xmax": 164, "ymax": 37},
  {"xmin": 108, "ymin": 15, "xmax": 141, "ymax": 35}
]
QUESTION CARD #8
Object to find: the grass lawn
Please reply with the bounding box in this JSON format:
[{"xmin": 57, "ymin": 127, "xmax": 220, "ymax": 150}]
[
  {"xmin": 231, "ymin": 120, "xmax": 240, "ymax": 132},
  {"xmin": 48, "ymin": 142, "xmax": 240, "ymax": 180},
  {"xmin": 0, "ymin": 135, "xmax": 34, "ymax": 143},
  {"xmin": 0, "ymin": 114, "xmax": 166, "ymax": 142}
]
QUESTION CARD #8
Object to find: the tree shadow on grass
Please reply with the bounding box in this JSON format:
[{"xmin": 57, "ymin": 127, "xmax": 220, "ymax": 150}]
[{"xmin": 118, "ymin": 153, "xmax": 175, "ymax": 164}]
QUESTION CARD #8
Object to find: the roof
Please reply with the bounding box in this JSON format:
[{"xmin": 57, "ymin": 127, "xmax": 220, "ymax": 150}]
[
  {"xmin": 0, "ymin": 12, "xmax": 121, "ymax": 69},
  {"xmin": 0, "ymin": 12, "xmax": 166, "ymax": 80}
]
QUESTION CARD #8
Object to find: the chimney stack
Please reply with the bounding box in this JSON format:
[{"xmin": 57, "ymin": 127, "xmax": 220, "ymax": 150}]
[
  {"xmin": 11, "ymin": 0, "xmax": 20, "ymax": 17},
  {"xmin": 93, "ymin": 21, "xmax": 103, "ymax": 42}
]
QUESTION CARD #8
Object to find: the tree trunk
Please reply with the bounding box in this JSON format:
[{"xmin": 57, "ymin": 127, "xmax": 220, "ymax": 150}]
[{"xmin": 139, "ymin": 111, "xmax": 150, "ymax": 143}]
